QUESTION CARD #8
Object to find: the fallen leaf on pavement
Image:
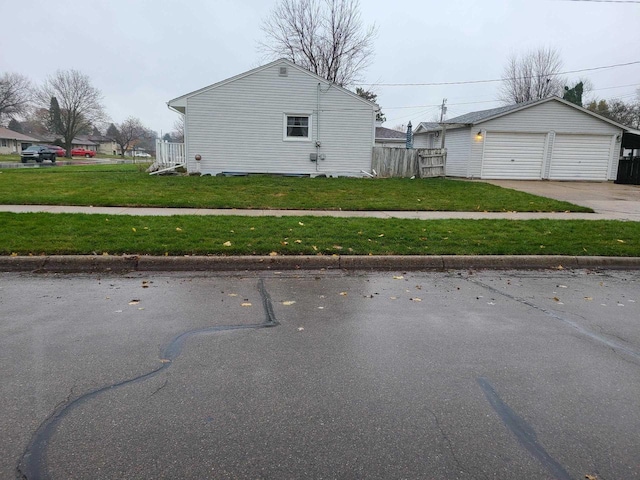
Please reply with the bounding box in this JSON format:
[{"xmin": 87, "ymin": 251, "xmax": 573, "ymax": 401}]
[
  {"xmin": 282, "ymin": 301, "xmax": 296, "ymax": 306},
  {"xmin": 129, "ymin": 300, "xmax": 140, "ymax": 305},
  {"xmin": 241, "ymin": 302, "xmax": 252, "ymax": 307}
]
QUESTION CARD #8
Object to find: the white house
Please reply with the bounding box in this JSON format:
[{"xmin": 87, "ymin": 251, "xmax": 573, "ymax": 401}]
[
  {"xmin": 412, "ymin": 122, "xmax": 442, "ymax": 149},
  {"xmin": 167, "ymin": 59, "xmax": 379, "ymax": 177},
  {"xmin": 436, "ymin": 96, "xmax": 625, "ymax": 181}
]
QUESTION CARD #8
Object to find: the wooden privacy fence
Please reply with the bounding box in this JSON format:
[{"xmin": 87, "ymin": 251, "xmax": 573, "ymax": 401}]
[{"xmin": 372, "ymin": 147, "xmax": 446, "ymax": 178}]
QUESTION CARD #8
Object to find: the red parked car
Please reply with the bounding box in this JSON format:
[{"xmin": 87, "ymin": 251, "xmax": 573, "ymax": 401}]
[
  {"xmin": 47, "ymin": 145, "xmax": 66, "ymax": 157},
  {"xmin": 71, "ymin": 148, "xmax": 96, "ymax": 158}
]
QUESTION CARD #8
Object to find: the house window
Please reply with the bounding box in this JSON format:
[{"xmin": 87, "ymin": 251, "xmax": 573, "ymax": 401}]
[
  {"xmin": 1, "ymin": 139, "xmax": 7, "ymax": 147},
  {"xmin": 284, "ymin": 114, "xmax": 311, "ymax": 141}
]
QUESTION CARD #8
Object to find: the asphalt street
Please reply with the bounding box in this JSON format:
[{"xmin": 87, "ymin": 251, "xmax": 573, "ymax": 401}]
[{"xmin": 1, "ymin": 269, "xmax": 639, "ymax": 480}]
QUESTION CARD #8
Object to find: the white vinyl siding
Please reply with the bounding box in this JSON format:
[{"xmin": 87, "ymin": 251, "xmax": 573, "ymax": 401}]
[
  {"xmin": 443, "ymin": 128, "xmax": 472, "ymax": 177},
  {"xmin": 481, "ymin": 132, "xmax": 546, "ymax": 179},
  {"xmin": 549, "ymin": 134, "xmax": 613, "ymax": 181},
  {"xmin": 412, "ymin": 132, "xmax": 429, "ymax": 148},
  {"xmin": 479, "ymin": 101, "xmax": 621, "ymax": 136},
  {"xmin": 413, "ymin": 132, "xmax": 441, "ymax": 149},
  {"xmin": 183, "ymin": 62, "xmax": 375, "ymax": 176}
]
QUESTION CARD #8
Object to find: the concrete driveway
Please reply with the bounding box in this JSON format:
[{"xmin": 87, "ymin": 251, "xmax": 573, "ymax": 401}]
[{"xmin": 484, "ymin": 180, "xmax": 640, "ymax": 220}]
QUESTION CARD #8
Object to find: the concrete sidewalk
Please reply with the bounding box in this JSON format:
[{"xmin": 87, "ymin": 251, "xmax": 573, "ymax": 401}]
[{"xmin": 0, "ymin": 204, "xmax": 635, "ymax": 220}]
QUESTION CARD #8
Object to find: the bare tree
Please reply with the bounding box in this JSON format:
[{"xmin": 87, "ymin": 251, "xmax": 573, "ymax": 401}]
[
  {"xmin": 499, "ymin": 48, "xmax": 564, "ymax": 104},
  {"xmin": 113, "ymin": 117, "xmax": 146, "ymax": 156},
  {"xmin": 172, "ymin": 116, "xmax": 184, "ymax": 142},
  {"xmin": 35, "ymin": 70, "xmax": 106, "ymax": 157},
  {"xmin": 259, "ymin": 0, "xmax": 377, "ymax": 87},
  {"xmin": 0, "ymin": 72, "xmax": 32, "ymax": 125}
]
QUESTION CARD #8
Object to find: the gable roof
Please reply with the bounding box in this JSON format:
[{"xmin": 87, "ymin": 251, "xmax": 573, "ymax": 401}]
[
  {"xmin": 375, "ymin": 126, "xmax": 405, "ymax": 140},
  {"xmin": 167, "ymin": 58, "xmax": 379, "ymax": 113},
  {"xmin": 442, "ymin": 96, "xmax": 629, "ymax": 130},
  {"xmin": 413, "ymin": 122, "xmax": 441, "ymax": 134},
  {"xmin": 0, "ymin": 127, "xmax": 40, "ymax": 142}
]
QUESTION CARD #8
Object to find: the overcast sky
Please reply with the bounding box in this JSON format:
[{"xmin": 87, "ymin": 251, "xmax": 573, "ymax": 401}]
[{"xmin": 1, "ymin": 0, "xmax": 638, "ymax": 135}]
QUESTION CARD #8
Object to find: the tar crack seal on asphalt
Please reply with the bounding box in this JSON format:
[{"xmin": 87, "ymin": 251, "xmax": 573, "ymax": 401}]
[
  {"xmin": 477, "ymin": 377, "xmax": 572, "ymax": 480},
  {"xmin": 16, "ymin": 278, "xmax": 279, "ymax": 480},
  {"xmin": 467, "ymin": 276, "xmax": 640, "ymax": 363}
]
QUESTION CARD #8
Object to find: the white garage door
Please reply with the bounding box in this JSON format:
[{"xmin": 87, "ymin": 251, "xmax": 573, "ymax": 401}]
[
  {"xmin": 481, "ymin": 132, "xmax": 547, "ymax": 179},
  {"xmin": 549, "ymin": 134, "xmax": 612, "ymax": 181}
]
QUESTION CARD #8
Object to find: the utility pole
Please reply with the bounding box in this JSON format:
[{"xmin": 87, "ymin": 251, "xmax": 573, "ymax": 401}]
[
  {"xmin": 439, "ymin": 98, "xmax": 447, "ymax": 149},
  {"xmin": 439, "ymin": 98, "xmax": 447, "ymax": 123}
]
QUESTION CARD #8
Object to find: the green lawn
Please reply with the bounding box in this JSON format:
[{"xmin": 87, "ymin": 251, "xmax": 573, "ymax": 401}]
[
  {"xmin": 0, "ymin": 154, "xmax": 21, "ymax": 162},
  {"xmin": 0, "ymin": 164, "xmax": 591, "ymax": 212},
  {"xmin": 2, "ymin": 213, "xmax": 638, "ymax": 256}
]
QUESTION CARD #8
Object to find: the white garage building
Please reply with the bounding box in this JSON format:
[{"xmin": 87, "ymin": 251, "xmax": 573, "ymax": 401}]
[{"xmin": 441, "ymin": 96, "xmax": 625, "ymax": 181}]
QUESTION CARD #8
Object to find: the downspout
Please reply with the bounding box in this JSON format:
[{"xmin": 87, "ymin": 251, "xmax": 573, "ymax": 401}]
[
  {"xmin": 316, "ymin": 82, "xmax": 332, "ymax": 173},
  {"xmin": 316, "ymin": 83, "xmax": 320, "ymax": 172}
]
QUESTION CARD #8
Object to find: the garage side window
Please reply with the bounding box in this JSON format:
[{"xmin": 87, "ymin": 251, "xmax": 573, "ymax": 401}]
[{"xmin": 284, "ymin": 114, "xmax": 311, "ymax": 141}]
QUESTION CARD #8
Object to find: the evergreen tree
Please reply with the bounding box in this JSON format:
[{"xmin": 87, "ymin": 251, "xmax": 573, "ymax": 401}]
[
  {"xmin": 8, "ymin": 118, "xmax": 23, "ymax": 133},
  {"xmin": 563, "ymin": 82, "xmax": 584, "ymax": 107},
  {"xmin": 356, "ymin": 87, "xmax": 386, "ymax": 122},
  {"xmin": 106, "ymin": 123, "xmax": 119, "ymax": 139},
  {"xmin": 48, "ymin": 96, "xmax": 63, "ymax": 135}
]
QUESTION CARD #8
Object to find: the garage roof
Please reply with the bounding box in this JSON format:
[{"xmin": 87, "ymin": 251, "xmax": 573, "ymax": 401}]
[{"xmin": 442, "ymin": 96, "xmax": 629, "ymax": 131}]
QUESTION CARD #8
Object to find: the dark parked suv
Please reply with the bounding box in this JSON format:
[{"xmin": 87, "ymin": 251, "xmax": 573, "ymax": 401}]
[{"xmin": 20, "ymin": 145, "xmax": 58, "ymax": 163}]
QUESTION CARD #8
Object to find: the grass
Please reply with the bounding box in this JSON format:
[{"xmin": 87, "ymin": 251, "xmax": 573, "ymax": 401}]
[
  {"xmin": 0, "ymin": 154, "xmax": 20, "ymax": 162},
  {"xmin": 2, "ymin": 213, "xmax": 638, "ymax": 256},
  {"xmin": 0, "ymin": 164, "xmax": 591, "ymax": 212}
]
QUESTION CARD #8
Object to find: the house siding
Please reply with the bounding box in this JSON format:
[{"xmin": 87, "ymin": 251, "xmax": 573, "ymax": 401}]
[
  {"xmin": 443, "ymin": 128, "xmax": 472, "ymax": 177},
  {"xmin": 478, "ymin": 101, "xmax": 622, "ymax": 135},
  {"xmin": 184, "ymin": 62, "xmax": 375, "ymax": 176},
  {"xmin": 414, "ymin": 132, "xmax": 442, "ymax": 149},
  {"xmin": 0, "ymin": 139, "xmax": 18, "ymax": 154}
]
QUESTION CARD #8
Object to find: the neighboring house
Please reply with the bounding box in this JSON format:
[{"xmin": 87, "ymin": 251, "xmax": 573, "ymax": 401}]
[
  {"xmin": 167, "ymin": 59, "xmax": 379, "ymax": 177},
  {"xmin": 31, "ymin": 134, "xmax": 99, "ymax": 152},
  {"xmin": 437, "ymin": 96, "xmax": 626, "ymax": 181},
  {"xmin": 86, "ymin": 135, "xmax": 117, "ymax": 155},
  {"xmin": 0, "ymin": 127, "xmax": 40, "ymax": 154},
  {"xmin": 413, "ymin": 122, "xmax": 443, "ymax": 149},
  {"xmin": 375, "ymin": 126, "xmax": 406, "ymax": 148},
  {"xmin": 71, "ymin": 136, "xmax": 100, "ymax": 152}
]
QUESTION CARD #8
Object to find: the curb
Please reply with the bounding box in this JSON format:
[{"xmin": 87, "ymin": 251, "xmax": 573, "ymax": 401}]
[{"xmin": 1, "ymin": 255, "xmax": 640, "ymax": 273}]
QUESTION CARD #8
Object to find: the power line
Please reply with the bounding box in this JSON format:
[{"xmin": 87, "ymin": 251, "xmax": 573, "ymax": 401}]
[
  {"xmin": 555, "ymin": 0, "xmax": 640, "ymax": 3},
  {"xmin": 370, "ymin": 60, "xmax": 640, "ymax": 87},
  {"xmin": 381, "ymin": 83, "xmax": 640, "ymax": 113}
]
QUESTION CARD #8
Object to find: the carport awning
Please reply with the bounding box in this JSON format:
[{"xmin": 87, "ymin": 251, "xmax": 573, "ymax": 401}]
[{"xmin": 623, "ymin": 131, "xmax": 640, "ymax": 150}]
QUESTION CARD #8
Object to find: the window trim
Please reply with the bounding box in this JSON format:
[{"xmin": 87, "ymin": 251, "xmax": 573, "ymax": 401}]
[{"xmin": 283, "ymin": 113, "xmax": 312, "ymax": 142}]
